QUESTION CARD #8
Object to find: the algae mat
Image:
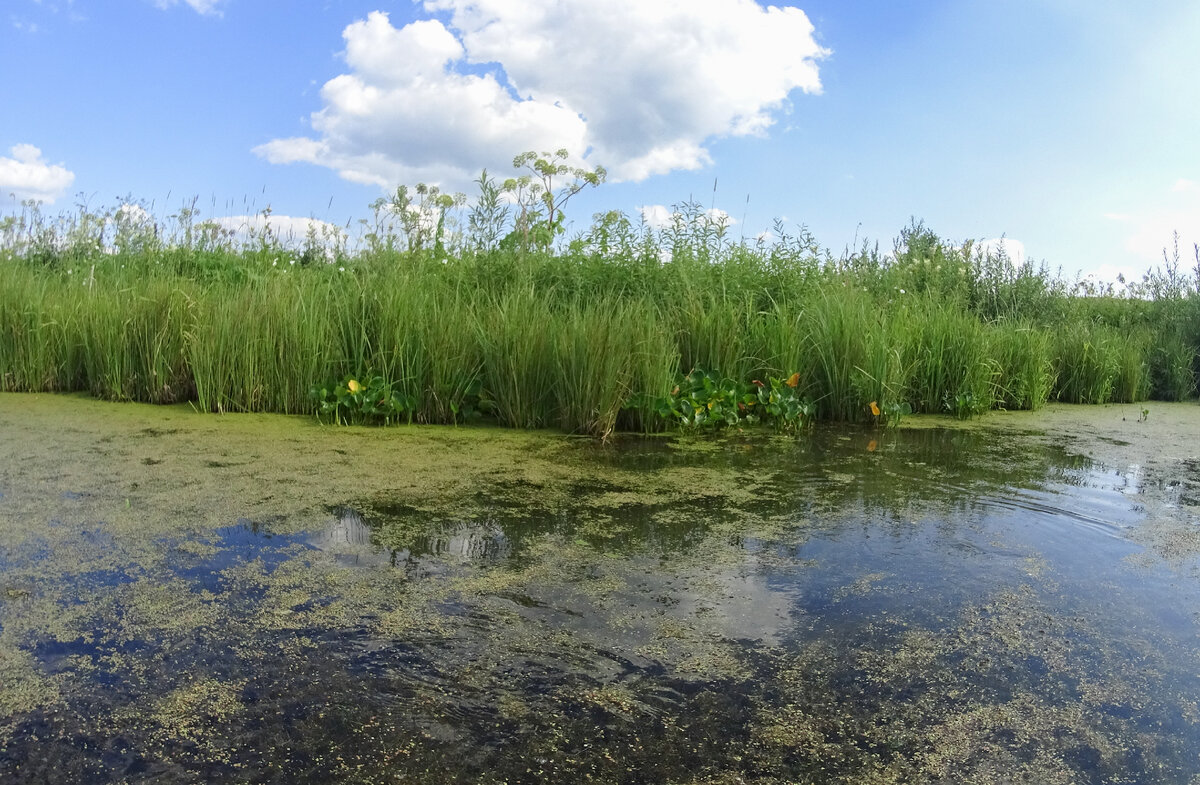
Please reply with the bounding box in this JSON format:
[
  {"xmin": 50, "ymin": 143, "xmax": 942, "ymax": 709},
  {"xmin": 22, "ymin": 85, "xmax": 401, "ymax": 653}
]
[{"xmin": 3, "ymin": 393, "xmax": 1200, "ymax": 783}]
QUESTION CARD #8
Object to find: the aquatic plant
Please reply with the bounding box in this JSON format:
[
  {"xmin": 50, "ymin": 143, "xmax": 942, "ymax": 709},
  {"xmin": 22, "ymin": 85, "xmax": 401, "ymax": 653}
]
[
  {"xmin": 653, "ymin": 367, "xmax": 814, "ymax": 431},
  {"xmin": 754, "ymin": 372, "xmax": 818, "ymax": 431},
  {"xmin": 654, "ymin": 367, "xmax": 751, "ymax": 429},
  {"xmin": 309, "ymin": 374, "xmax": 415, "ymax": 425},
  {"xmin": 869, "ymin": 399, "xmax": 913, "ymax": 429}
]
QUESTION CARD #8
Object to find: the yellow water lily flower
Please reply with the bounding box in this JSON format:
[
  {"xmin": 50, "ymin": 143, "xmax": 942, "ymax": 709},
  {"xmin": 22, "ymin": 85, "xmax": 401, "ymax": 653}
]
[
  {"xmin": 785, "ymin": 372, "xmax": 800, "ymax": 388},
  {"xmin": 869, "ymin": 401, "xmax": 881, "ymax": 417},
  {"xmin": 348, "ymin": 379, "xmax": 363, "ymax": 393}
]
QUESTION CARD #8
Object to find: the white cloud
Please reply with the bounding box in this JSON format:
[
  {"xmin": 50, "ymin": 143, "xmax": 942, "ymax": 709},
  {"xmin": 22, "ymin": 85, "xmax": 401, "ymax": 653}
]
[
  {"xmin": 151, "ymin": 0, "xmax": 224, "ymax": 15},
  {"xmin": 639, "ymin": 204, "xmax": 736, "ymax": 230},
  {"xmin": 210, "ymin": 215, "xmax": 346, "ymax": 248},
  {"xmin": 257, "ymin": 2, "xmax": 827, "ymax": 189},
  {"xmin": 640, "ymin": 205, "xmax": 673, "ymax": 230},
  {"xmin": 0, "ymin": 144, "xmax": 75, "ymax": 204},
  {"xmin": 975, "ymin": 237, "xmax": 1026, "ymax": 266},
  {"xmin": 1105, "ymin": 180, "xmax": 1200, "ymax": 267},
  {"xmin": 115, "ymin": 202, "xmax": 152, "ymax": 226}
]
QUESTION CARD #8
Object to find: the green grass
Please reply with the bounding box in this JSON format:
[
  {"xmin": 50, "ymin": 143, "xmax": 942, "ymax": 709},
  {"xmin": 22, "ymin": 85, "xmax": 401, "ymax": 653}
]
[
  {"xmin": 901, "ymin": 297, "xmax": 995, "ymax": 416},
  {"xmin": 798, "ymin": 287, "xmax": 904, "ymax": 422},
  {"xmin": 2, "ymin": 195, "xmax": 1199, "ymax": 435},
  {"xmin": 1053, "ymin": 322, "xmax": 1120, "ymax": 405},
  {"xmin": 988, "ymin": 322, "xmax": 1054, "ymax": 410}
]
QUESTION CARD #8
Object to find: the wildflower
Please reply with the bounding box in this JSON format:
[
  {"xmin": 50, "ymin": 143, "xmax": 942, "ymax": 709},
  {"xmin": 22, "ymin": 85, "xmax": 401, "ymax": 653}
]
[
  {"xmin": 899, "ymin": 288, "xmax": 905, "ymax": 294},
  {"xmin": 338, "ymin": 266, "xmax": 345, "ymax": 272},
  {"xmin": 785, "ymin": 372, "xmax": 800, "ymax": 388},
  {"xmin": 347, "ymin": 379, "xmax": 362, "ymax": 393},
  {"xmin": 272, "ymin": 260, "xmax": 277, "ymax": 266},
  {"xmin": 869, "ymin": 401, "xmax": 881, "ymax": 417},
  {"xmin": 751, "ymin": 380, "xmax": 765, "ymax": 387}
]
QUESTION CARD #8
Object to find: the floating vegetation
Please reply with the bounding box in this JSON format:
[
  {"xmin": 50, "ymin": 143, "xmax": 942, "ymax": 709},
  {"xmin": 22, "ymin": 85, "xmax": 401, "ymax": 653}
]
[{"xmin": 4, "ymin": 396, "xmax": 1200, "ymax": 781}]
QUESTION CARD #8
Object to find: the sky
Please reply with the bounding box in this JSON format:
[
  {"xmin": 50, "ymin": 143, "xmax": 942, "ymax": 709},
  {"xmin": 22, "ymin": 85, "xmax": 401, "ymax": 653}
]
[{"xmin": 2, "ymin": 0, "xmax": 1199, "ymax": 282}]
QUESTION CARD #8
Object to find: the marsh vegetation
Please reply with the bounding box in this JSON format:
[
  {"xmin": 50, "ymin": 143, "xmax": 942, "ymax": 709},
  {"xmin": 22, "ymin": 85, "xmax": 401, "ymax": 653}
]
[{"xmin": 2, "ymin": 154, "xmax": 1199, "ymax": 436}]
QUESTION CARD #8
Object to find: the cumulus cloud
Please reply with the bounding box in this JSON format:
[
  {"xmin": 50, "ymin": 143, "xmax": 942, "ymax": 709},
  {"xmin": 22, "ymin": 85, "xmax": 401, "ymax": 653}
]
[
  {"xmin": 257, "ymin": 1, "xmax": 827, "ymax": 189},
  {"xmin": 1105, "ymin": 180, "xmax": 1200, "ymax": 267},
  {"xmin": 975, "ymin": 237, "xmax": 1026, "ymax": 266},
  {"xmin": 0, "ymin": 144, "xmax": 75, "ymax": 204},
  {"xmin": 639, "ymin": 204, "xmax": 735, "ymax": 230}
]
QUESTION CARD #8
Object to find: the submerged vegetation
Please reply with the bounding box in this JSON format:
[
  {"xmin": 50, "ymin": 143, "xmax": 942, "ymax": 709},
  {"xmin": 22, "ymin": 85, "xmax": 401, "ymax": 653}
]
[
  {"xmin": 2, "ymin": 152, "xmax": 1199, "ymax": 436},
  {"xmin": 6, "ymin": 394, "xmax": 1200, "ymax": 782}
]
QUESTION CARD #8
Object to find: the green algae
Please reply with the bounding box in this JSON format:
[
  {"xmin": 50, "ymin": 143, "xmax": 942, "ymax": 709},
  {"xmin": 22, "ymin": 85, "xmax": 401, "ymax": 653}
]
[{"xmin": 4, "ymin": 393, "xmax": 1200, "ymax": 782}]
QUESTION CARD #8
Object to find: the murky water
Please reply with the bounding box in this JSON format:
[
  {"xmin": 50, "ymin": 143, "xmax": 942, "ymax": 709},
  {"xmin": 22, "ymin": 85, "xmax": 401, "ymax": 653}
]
[{"xmin": 4, "ymin": 404, "xmax": 1200, "ymax": 783}]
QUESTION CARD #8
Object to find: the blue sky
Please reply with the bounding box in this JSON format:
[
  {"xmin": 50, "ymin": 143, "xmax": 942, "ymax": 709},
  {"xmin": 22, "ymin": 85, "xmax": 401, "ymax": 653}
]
[{"xmin": 2, "ymin": 0, "xmax": 1198, "ymax": 281}]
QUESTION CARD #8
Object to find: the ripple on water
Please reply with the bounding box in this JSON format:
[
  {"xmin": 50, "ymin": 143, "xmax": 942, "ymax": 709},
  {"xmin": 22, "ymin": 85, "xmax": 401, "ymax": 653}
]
[{"xmin": 4, "ymin": 423, "xmax": 1200, "ymax": 783}]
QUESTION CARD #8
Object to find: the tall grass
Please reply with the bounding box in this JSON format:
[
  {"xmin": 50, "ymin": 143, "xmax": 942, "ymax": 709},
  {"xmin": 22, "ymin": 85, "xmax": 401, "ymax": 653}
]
[
  {"xmin": 1053, "ymin": 323, "xmax": 1121, "ymax": 405},
  {"xmin": 988, "ymin": 323, "xmax": 1054, "ymax": 410},
  {"xmin": 553, "ymin": 298, "xmax": 638, "ymax": 436},
  {"xmin": 901, "ymin": 298, "xmax": 995, "ymax": 415},
  {"xmin": 2, "ymin": 193, "xmax": 1199, "ymax": 434},
  {"xmin": 799, "ymin": 288, "xmax": 904, "ymax": 421},
  {"xmin": 0, "ymin": 265, "xmax": 83, "ymax": 391},
  {"xmin": 1150, "ymin": 332, "xmax": 1197, "ymax": 401}
]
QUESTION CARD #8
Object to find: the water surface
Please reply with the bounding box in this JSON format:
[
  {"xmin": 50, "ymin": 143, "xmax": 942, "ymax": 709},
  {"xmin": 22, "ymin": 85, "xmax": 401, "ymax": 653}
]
[{"xmin": 3, "ymin": 396, "xmax": 1200, "ymax": 783}]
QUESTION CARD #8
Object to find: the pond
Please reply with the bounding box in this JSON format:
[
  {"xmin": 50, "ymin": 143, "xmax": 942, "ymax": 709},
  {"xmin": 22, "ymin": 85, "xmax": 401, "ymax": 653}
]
[{"xmin": 3, "ymin": 393, "xmax": 1200, "ymax": 783}]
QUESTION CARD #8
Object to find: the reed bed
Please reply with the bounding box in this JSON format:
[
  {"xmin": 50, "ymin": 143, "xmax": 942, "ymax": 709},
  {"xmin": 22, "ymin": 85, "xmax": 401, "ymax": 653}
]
[{"xmin": 2, "ymin": 199, "xmax": 1198, "ymax": 435}]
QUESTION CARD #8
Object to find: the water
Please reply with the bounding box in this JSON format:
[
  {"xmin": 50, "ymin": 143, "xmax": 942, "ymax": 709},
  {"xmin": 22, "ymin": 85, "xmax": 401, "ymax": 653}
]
[{"xmin": 3, "ymin": 421, "xmax": 1200, "ymax": 783}]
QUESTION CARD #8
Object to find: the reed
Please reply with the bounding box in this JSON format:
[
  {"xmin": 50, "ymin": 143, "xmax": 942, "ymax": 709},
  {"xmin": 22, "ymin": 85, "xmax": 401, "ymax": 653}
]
[
  {"xmin": 1052, "ymin": 322, "xmax": 1120, "ymax": 405},
  {"xmin": 478, "ymin": 285, "xmax": 557, "ymax": 428},
  {"xmin": 2, "ymin": 193, "xmax": 1198, "ymax": 434},
  {"xmin": 900, "ymin": 297, "xmax": 995, "ymax": 415},
  {"xmin": 988, "ymin": 322, "xmax": 1054, "ymax": 410},
  {"xmin": 799, "ymin": 287, "xmax": 904, "ymax": 422}
]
